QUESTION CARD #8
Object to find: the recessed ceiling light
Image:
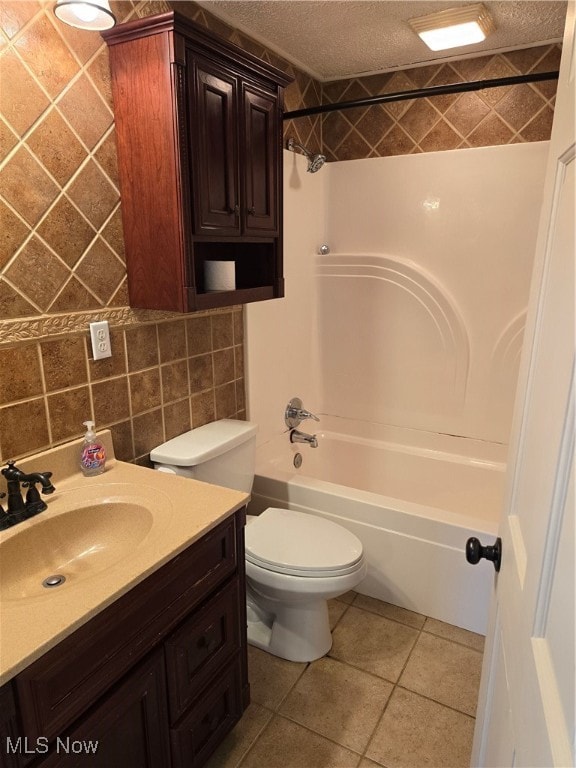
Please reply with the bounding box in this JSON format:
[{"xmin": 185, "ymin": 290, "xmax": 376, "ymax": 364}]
[{"xmin": 408, "ymin": 3, "xmax": 495, "ymax": 52}]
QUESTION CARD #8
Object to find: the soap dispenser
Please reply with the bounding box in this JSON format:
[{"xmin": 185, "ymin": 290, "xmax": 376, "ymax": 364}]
[{"xmin": 80, "ymin": 421, "xmax": 106, "ymax": 476}]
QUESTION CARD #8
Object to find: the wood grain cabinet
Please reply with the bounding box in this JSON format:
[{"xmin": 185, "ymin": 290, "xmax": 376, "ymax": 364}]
[
  {"xmin": 0, "ymin": 510, "xmax": 248, "ymax": 768},
  {"xmin": 103, "ymin": 11, "xmax": 292, "ymax": 312}
]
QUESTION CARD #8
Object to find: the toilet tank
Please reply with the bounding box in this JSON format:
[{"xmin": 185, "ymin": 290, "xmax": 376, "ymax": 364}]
[{"xmin": 150, "ymin": 419, "xmax": 258, "ymax": 493}]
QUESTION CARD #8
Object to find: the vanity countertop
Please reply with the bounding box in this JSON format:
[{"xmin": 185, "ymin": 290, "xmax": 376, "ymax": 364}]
[{"xmin": 0, "ymin": 431, "xmax": 248, "ymax": 686}]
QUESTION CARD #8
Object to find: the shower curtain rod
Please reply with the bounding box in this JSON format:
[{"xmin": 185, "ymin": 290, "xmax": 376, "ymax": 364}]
[{"xmin": 283, "ymin": 70, "xmax": 559, "ymax": 119}]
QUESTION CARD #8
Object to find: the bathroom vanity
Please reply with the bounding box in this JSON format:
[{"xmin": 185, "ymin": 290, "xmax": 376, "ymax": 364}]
[
  {"xmin": 0, "ymin": 435, "xmax": 249, "ymax": 768},
  {"xmin": 102, "ymin": 11, "xmax": 293, "ymax": 313}
]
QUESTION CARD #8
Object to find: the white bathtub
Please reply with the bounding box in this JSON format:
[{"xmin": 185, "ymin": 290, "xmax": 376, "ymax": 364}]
[{"xmin": 249, "ymin": 416, "xmax": 507, "ymax": 635}]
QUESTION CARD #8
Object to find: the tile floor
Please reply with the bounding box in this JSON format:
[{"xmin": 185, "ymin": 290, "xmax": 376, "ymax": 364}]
[{"xmin": 206, "ymin": 592, "xmax": 485, "ymax": 768}]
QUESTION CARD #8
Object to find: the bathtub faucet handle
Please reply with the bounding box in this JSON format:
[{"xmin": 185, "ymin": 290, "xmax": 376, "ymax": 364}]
[
  {"xmin": 299, "ymin": 409, "xmax": 320, "ymax": 422},
  {"xmin": 285, "ymin": 398, "xmax": 320, "ymax": 429}
]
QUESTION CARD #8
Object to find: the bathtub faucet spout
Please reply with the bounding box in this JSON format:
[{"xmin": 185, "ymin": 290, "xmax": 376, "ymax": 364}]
[{"xmin": 290, "ymin": 429, "xmax": 318, "ymax": 448}]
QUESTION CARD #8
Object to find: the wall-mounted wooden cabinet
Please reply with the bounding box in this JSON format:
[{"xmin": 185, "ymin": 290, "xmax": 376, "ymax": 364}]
[{"xmin": 103, "ymin": 11, "xmax": 292, "ymax": 312}]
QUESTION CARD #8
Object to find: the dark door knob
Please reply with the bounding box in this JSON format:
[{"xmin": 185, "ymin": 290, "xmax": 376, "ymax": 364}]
[{"xmin": 466, "ymin": 536, "xmax": 502, "ymax": 572}]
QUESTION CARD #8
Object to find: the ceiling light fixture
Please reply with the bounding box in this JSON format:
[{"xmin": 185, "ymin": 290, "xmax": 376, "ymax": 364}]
[
  {"xmin": 408, "ymin": 3, "xmax": 495, "ymax": 52},
  {"xmin": 53, "ymin": 0, "xmax": 116, "ymax": 31}
]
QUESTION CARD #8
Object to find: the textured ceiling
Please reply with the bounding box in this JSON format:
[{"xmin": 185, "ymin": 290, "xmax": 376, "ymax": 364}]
[{"xmin": 195, "ymin": 1, "xmax": 567, "ymax": 80}]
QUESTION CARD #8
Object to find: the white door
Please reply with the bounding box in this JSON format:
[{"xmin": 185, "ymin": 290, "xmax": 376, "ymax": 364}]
[{"xmin": 471, "ymin": 4, "xmax": 575, "ymax": 767}]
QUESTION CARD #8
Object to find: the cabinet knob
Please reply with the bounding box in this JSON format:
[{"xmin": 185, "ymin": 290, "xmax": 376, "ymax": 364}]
[
  {"xmin": 197, "ymin": 634, "xmax": 219, "ymax": 654},
  {"xmin": 202, "ymin": 713, "xmax": 221, "ymax": 733},
  {"xmin": 248, "ymin": 206, "xmax": 256, "ymax": 215},
  {"xmin": 228, "ymin": 204, "xmax": 240, "ymax": 215}
]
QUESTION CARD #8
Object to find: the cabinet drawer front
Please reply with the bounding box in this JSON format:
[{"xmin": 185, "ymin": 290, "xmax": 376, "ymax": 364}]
[
  {"xmin": 16, "ymin": 516, "xmax": 238, "ymax": 743},
  {"xmin": 166, "ymin": 578, "xmax": 241, "ymax": 723},
  {"xmin": 170, "ymin": 661, "xmax": 242, "ymax": 768}
]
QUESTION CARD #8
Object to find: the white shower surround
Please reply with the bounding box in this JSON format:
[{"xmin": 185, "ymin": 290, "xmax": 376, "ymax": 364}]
[
  {"xmin": 245, "ymin": 142, "xmax": 549, "ymax": 631},
  {"xmin": 316, "ymin": 252, "xmax": 470, "ymax": 436},
  {"xmin": 322, "ymin": 142, "xmax": 549, "ymax": 442}
]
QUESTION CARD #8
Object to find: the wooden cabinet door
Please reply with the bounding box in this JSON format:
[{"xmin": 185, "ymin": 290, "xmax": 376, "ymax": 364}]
[
  {"xmin": 191, "ymin": 57, "xmax": 240, "ymax": 235},
  {"xmin": 242, "ymin": 83, "xmax": 279, "ymax": 235},
  {"xmin": 0, "ymin": 684, "xmax": 24, "ymax": 768},
  {"xmin": 38, "ymin": 651, "xmax": 171, "ymax": 768}
]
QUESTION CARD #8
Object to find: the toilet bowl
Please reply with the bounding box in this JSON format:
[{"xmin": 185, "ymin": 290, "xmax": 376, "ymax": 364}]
[
  {"xmin": 245, "ymin": 508, "xmax": 367, "ymax": 662},
  {"xmin": 150, "ymin": 419, "xmax": 367, "ymax": 662}
]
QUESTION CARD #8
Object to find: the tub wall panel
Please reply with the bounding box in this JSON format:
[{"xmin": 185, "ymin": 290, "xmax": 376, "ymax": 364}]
[
  {"xmin": 247, "ymin": 143, "xmax": 547, "ymax": 446},
  {"xmin": 322, "ymin": 142, "xmax": 549, "ymax": 443}
]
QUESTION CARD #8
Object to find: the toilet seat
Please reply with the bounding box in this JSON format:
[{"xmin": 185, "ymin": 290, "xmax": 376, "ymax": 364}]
[{"xmin": 245, "ymin": 508, "xmax": 364, "ymax": 578}]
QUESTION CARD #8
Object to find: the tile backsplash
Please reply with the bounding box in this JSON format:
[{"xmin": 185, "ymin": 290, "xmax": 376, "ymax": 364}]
[
  {"xmin": 0, "ymin": 0, "xmax": 558, "ymax": 465},
  {"xmin": 0, "ymin": 309, "xmax": 245, "ymax": 464}
]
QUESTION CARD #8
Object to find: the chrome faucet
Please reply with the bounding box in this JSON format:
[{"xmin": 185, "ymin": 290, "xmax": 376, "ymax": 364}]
[
  {"xmin": 0, "ymin": 461, "xmax": 56, "ymax": 530},
  {"xmin": 285, "ymin": 397, "xmax": 320, "ymax": 429},
  {"xmin": 290, "ymin": 429, "xmax": 318, "ymax": 449},
  {"xmin": 285, "ymin": 398, "xmax": 320, "ymax": 448}
]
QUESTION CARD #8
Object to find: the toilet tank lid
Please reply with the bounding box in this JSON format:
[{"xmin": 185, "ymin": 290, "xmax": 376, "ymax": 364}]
[{"xmin": 150, "ymin": 419, "xmax": 258, "ymax": 466}]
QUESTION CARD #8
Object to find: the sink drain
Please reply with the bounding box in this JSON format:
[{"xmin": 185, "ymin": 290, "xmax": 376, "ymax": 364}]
[{"xmin": 42, "ymin": 574, "xmax": 66, "ymax": 589}]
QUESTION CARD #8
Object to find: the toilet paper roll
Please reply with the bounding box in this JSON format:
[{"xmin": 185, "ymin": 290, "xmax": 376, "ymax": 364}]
[{"xmin": 205, "ymin": 260, "xmax": 236, "ymax": 292}]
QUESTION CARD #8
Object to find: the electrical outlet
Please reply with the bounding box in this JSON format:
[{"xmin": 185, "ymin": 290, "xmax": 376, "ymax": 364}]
[{"xmin": 90, "ymin": 321, "xmax": 112, "ymax": 360}]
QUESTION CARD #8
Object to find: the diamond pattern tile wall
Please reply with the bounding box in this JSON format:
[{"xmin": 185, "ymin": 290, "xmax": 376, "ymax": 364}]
[
  {"xmin": 322, "ymin": 47, "xmax": 559, "ymax": 161},
  {"xmin": 0, "ymin": 2, "xmax": 126, "ymax": 318}
]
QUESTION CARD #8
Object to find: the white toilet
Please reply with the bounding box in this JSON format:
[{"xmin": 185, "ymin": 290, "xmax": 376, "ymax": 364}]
[{"xmin": 151, "ymin": 419, "xmax": 367, "ymax": 662}]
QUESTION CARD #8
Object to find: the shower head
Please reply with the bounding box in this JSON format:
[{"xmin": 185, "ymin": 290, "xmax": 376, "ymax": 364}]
[
  {"xmin": 307, "ymin": 152, "xmax": 326, "ymax": 173},
  {"xmin": 286, "ymin": 137, "xmax": 326, "ymax": 173}
]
